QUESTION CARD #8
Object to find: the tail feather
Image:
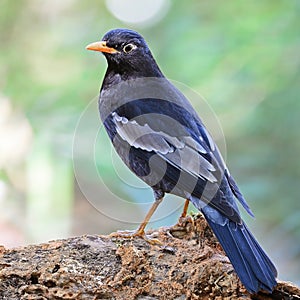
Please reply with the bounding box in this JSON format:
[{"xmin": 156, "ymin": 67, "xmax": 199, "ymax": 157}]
[{"xmin": 204, "ymin": 214, "xmax": 277, "ymax": 293}]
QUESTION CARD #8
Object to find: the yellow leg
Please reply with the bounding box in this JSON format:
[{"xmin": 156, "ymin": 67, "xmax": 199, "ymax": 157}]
[
  {"xmin": 177, "ymin": 199, "xmax": 194, "ymax": 228},
  {"xmin": 180, "ymin": 199, "xmax": 190, "ymax": 218},
  {"xmin": 109, "ymin": 198, "xmax": 163, "ymax": 243},
  {"xmin": 134, "ymin": 197, "xmax": 163, "ymax": 236}
]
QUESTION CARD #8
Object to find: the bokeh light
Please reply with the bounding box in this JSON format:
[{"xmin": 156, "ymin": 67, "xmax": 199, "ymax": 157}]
[{"xmin": 105, "ymin": 0, "xmax": 170, "ymax": 27}]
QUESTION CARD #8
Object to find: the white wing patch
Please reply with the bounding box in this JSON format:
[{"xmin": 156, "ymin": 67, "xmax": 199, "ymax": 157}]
[
  {"xmin": 112, "ymin": 112, "xmax": 183, "ymax": 154},
  {"xmin": 112, "ymin": 112, "xmax": 217, "ymax": 183}
]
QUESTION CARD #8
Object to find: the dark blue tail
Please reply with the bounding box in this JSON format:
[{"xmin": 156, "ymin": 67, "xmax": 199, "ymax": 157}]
[{"xmin": 204, "ymin": 215, "xmax": 277, "ymax": 293}]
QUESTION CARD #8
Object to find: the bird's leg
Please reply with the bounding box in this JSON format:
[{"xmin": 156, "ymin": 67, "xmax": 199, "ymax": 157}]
[
  {"xmin": 169, "ymin": 199, "xmax": 195, "ymax": 238},
  {"xmin": 109, "ymin": 197, "xmax": 163, "ymax": 244},
  {"xmin": 134, "ymin": 197, "xmax": 163, "ymax": 236},
  {"xmin": 177, "ymin": 199, "xmax": 194, "ymax": 228},
  {"xmin": 180, "ymin": 199, "xmax": 190, "ymax": 219}
]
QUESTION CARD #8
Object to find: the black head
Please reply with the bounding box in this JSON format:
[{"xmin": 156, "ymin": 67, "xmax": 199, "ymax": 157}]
[{"xmin": 86, "ymin": 28, "xmax": 163, "ymax": 78}]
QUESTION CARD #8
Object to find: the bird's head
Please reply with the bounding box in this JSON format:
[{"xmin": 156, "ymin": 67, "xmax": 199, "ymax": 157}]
[{"xmin": 86, "ymin": 28, "xmax": 163, "ymax": 78}]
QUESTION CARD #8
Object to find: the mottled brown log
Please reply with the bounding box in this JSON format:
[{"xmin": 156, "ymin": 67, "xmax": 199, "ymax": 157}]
[{"xmin": 0, "ymin": 214, "xmax": 299, "ymax": 299}]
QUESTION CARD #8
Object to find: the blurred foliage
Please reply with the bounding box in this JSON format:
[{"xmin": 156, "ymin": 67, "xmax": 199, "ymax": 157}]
[{"xmin": 0, "ymin": 0, "xmax": 299, "ymax": 283}]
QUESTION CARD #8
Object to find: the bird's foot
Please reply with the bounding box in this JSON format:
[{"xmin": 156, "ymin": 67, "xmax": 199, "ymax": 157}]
[
  {"xmin": 177, "ymin": 214, "xmax": 195, "ymax": 229},
  {"xmin": 175, "ymin": 199, "xmax": 194, "ymax": 228},
  {"xmin": 109, "ymin": 230, "xmax": 162, "ymax": 245},
  {"xmin": 168, "ymin": 214, "xmax": 195, "ymax": 239}
]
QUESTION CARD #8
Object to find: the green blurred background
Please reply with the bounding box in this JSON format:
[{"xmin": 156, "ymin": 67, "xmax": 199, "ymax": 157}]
[{"xmin": 0, "ymin": 0, "xmax": 299, "ymax": 284}]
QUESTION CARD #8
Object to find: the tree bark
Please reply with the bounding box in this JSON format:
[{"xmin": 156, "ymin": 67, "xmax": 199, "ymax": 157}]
[{"xmin": 0, "ymin": 214, "xmax": 299, "ymax": 300}]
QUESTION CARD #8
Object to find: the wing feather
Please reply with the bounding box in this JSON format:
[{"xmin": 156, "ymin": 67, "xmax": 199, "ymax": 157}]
[{"xmin": 112, "ymin": 112, "xmax": 217, "ymax": 183}]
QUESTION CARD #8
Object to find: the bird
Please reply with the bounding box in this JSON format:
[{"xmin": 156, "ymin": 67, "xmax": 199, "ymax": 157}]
[{"xmin": 86, "ymin": 28, "xmax": 277, "ymax": 294}]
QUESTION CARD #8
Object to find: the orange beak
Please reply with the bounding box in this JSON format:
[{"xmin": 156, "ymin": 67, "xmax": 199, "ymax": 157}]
[{"xmin": 85, "ymin": 41, "xmax": 118, "ymax": 54}]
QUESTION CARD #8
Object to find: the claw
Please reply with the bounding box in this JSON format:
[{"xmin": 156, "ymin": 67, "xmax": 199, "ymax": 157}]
[
  {"xmin": 176, "ymin": 199, "xmax": 194, "ymax": 229},
  {"xmin": 170, "ymin": 212, "xmax": 195, "ymax": 239},
  {"xmin": 178, "ymin": 214, "xmax": 195, "ymax": 229}
]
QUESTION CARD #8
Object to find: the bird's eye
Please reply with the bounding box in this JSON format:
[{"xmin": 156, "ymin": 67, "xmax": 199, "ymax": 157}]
[{"xmin": 123, "ymin": 43, "xmax": 136, "ymax": 53}]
